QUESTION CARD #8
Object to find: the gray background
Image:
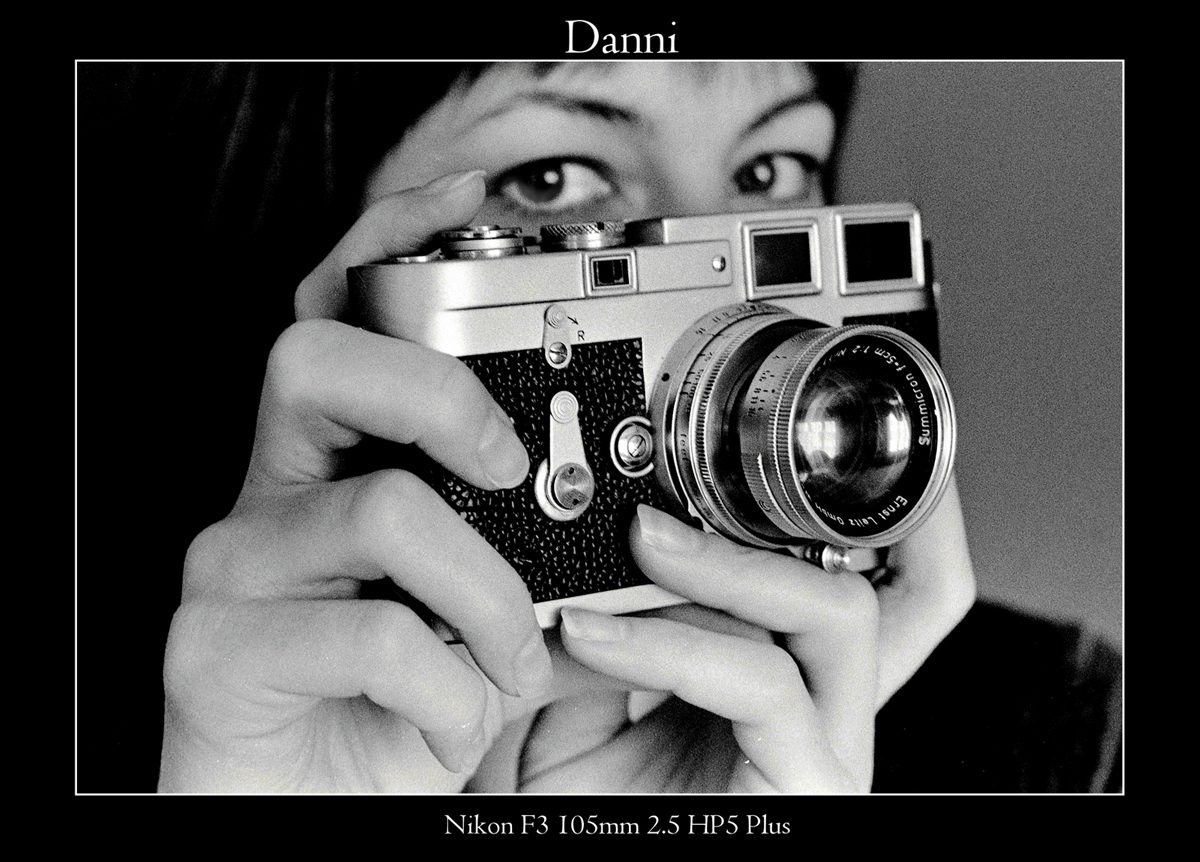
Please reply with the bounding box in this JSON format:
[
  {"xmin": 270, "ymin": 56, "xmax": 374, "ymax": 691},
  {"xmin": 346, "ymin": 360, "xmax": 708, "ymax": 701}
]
[{"xmin": 836, "ymin": 62, "xmax": 1122, "ymax": 644}]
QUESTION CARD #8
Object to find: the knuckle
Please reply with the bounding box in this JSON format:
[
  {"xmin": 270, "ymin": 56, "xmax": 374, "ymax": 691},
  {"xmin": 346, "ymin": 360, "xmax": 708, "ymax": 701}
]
[
  {"xmin": 347, "ymin": 469, "xmax": 428, "ymax": 552},
  {"xmin": 293, "ymin": 273, "xmax": 319, "ymax": 319},
  {"xmin": 181, "ymin": 520, "xmax": 241, "ymax": 594},
  {"xmin": 264, "ymin": 319, "xmax": 343, "ymax": 407},
  {"xmin": 162, "ymin": 601, "xmax": 227, "ymax": 708},
  {"xmin": 426, "ymin": 352, "xmax": 484, "ymax": 406},
  {"xmin": 836, "ymin": 573, "xmax": 881, "ymax": 630},
  {"xmin": 466, "ymin": 576, "xmax": 524, "ymax": 633},
  {"xmin": 357, "ymin": 601, "xmax": 416, "ymax": 670},
  {"xmin": 755, "ymin": 645, "xmax": 805, "ymax": 712},
  {"xmin": 356, "ymin": 604, "xmax": 487, "ymax": 725}
]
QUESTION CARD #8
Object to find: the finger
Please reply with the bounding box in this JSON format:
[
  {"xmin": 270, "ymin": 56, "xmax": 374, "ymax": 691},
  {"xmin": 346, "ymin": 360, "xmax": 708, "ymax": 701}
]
[
  {"xmin": 246, "ymin": 317, "xmax": 528, "ymax": 489},
  {"xmin": 294, "ymin": 169, "xmax": 486, "ymax": 320},
  {"xmin": 874, "ymin": 473, "xmax": 976, "ymax": 705},
  {"xmin": 629, "ymin": 505, "xmax": 878, "ymax": 769},
  {"xmin": 559, "ymin": 608, "xmax": 861, "ymax": 792},
  {"xmin": 443, "ymin": 625, "xmax": 637, "ymax": 735},
  {"xmin": 438, "ymin": 631, "xmax": 640, "ymax": 791},
  {"xmin": 164, "ymin": 598, "xmax": 490, "ymax": 773},
  {"xmin": 628, "ymin": 604, "xmax": 774, "ymax": 722},
  {"xmin": 518, "ymin": 689, "xmax": 633, "ymax": 785},
  {"xmin": 519, "ymin": 697, "xmax": 738, "ymax": 793},
  {"xmin": 636, "ymin": 602, "xmax": 775, "ymax": 645},
  {"xmin": 186, "ymin": 470, "xmax": 553, "ymax": 700}
]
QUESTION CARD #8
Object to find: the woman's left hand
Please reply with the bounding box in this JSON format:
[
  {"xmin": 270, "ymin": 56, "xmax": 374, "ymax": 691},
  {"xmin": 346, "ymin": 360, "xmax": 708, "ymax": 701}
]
[{"xmin": 516, "ymin": 476, "xmax": 975, "ymax": 793}]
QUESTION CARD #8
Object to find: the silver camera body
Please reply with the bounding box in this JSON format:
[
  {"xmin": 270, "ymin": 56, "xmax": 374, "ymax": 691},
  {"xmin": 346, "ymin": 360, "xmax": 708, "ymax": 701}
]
[{"xmin": 350, "ymin": 203, "xmax": 955, "ymax": 628}]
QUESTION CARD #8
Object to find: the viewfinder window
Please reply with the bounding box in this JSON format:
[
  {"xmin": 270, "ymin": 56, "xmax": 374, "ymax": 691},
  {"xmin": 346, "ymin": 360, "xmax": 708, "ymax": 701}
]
[
  {"xmin": 592, "ymin": 256, "xmax": 630, "ymax": 288},
  {"xmin": 844, "ymin": 221, "xmax": 913, "ymax": 283},
  {"xmin": 752, "ymin": 230, "xmax": 812, "ymax": 288}
]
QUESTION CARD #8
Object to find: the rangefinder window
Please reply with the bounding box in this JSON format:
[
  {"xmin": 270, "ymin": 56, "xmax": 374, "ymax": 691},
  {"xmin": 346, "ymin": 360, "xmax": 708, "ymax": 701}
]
[
  {"xmin": 753, "ymin": 230, "xmax": 811, "ymax": 286},
  {"xmin": 844, "ymin": 220, "xmax": 914, "ymax": 283},
  {"xmin": 747, "ymin": 226, "xmax": 819, "ymax": 298}
]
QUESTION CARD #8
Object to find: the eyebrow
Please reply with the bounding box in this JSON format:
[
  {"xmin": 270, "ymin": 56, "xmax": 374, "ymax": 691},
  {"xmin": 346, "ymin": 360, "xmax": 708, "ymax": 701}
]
[
  {"xmin": 473, "ymin": 91, "xmax": 644, "ymax": 130},
  {"xmin": 471, "ymin": 85, "xmax": 824, "ymax": 139},
  {"xmin": 741, "ymin": 92, "xmax": 825, "ymax": 137}
]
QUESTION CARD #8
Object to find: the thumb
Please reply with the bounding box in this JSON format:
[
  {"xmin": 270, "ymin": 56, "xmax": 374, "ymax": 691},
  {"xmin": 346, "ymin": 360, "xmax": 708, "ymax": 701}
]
[
  {"xmin": 874, "ymin": 473, "xmax": 977, "ymax": 706},
  {"xmin": 295, "ymin": 169, "xmax": 487, "ymax": 320},
  {"xmin": 518, "ymin": 689, "xmax": 632, "ymax": 786}
]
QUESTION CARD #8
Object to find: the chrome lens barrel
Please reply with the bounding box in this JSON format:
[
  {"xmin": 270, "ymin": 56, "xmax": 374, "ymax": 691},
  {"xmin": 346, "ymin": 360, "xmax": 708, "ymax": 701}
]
[
  {"xmin": 651, "ymin": 304, "xmax": 798, "ymax": 547},
  {"xmin": 652, "ymin": 304, "xmax": 956, "ymax": 549}
]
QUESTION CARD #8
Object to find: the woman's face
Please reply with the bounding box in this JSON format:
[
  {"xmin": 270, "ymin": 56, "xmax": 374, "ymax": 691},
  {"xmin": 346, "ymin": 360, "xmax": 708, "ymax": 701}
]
[{"xmin": 364, "ymin": 62, "xmax": 837, "ymax": 233}]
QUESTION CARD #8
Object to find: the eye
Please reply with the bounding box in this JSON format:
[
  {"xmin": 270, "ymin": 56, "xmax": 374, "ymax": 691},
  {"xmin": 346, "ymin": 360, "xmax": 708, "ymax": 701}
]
[
  {"xmin": 492, "ymin": 157, "xmax": 615, "ymax": 213},
  {"xmin": 733, "ymin": 153, "xmax": 822, "ymax": 201}
]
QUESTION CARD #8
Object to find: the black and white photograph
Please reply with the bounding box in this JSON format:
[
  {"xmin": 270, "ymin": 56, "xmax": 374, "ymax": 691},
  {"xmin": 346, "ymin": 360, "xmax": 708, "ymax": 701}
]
[{"xmin": 76, "ymin": 49, "xmax": 1123, "ymax": 803}]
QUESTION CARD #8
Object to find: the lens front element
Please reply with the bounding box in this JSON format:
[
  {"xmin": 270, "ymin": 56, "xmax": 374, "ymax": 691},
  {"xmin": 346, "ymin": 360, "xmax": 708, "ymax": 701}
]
[
  {"xmin": 652, "ymin": 304, "xmax": 955, "ymax": 549},
  {"xmin": 760, "ymin": 329, "xmax": 947, "ymax": 541},
  {"xmin": 793, "ymin": 368, "xmax": 912, "ymax": 511}
]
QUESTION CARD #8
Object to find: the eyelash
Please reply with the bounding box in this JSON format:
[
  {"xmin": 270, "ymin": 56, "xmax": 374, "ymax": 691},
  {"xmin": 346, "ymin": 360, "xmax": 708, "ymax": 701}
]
[
  {"xmin": 733, "ymin": 152, "xmax": 823, "ymax": 200},
  {"xmin": 489, "ymin": 151, "xmax": 824, "ymax": 215},
  {"xmin": 490, "ymin": 157, "xmax": 615, "ymax": 215}
]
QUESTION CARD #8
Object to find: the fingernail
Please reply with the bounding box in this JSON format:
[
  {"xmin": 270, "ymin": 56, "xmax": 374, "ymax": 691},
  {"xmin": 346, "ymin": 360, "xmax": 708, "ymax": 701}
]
[
  {"xmin": 513, "ymin": 630, "xmax": 553, "ymax": 698},
  {"xmin": 418, "ymin": 169, "xmax": 485, "ymax": 197},
  {"xmin": 636, "ymin": 504, "xmax": 690, "ymax": 552},
  {"xmin": 479, "ymin": 408, "xmax": 529, "ymax": 488},
  {"xmin": 456, "ymin": 725, "xmax": 488, "ymax": 772},
  {"xmin": 560, "ymin": 608, "xmax": 630, "ymax": 643},
  {"xmin": 429, "ymin": 721, "xmax": 484, "ymax": 774}
]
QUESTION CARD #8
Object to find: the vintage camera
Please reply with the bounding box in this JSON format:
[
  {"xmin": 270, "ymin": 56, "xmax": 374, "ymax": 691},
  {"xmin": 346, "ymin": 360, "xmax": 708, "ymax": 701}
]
[{"xmin": 349, "ymin": 204, "xmax": 955, "ymax": 628}]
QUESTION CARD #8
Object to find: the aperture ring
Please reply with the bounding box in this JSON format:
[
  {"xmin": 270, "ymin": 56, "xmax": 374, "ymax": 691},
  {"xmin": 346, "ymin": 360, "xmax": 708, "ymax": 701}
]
[
  {"xmin": 741, "ymin": 328, "xmax": 839, "ymax": 538},
  {"xmin": 770, "ymin": 328, "xmax": 858, "ymax": 539}
]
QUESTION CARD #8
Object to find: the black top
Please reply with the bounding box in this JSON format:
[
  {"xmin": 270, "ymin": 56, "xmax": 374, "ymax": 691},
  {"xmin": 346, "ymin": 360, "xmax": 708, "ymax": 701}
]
[{"xmin": 874, "ymin": 601, "xmax": 1122, "ymax": 793}]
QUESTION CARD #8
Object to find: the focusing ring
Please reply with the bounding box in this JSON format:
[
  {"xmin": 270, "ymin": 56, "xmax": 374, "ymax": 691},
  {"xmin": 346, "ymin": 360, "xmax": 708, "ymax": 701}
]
[
  {"xmin": 692, "ymin": 322, "xmax": 780, "ymax": 542},
  {"xmin": 739, "ymin": 328, "xmax": 841, "ymax": 536}
]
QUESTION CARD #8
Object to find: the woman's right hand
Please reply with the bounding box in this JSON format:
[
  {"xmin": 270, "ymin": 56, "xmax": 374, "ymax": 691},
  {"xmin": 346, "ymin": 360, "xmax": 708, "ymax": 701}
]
[{"xmin": 158, "ymin": 170, "xmax": 564, "ymax": 792}]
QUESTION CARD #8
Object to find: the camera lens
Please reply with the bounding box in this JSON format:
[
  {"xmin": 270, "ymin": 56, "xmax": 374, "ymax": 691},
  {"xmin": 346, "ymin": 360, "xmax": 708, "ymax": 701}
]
[
  {"xmin": 652, "ymin": 304, "xmax": 955, "ymax": 548},
  {"xmin": 792, "ymin": 368, "xmax": 912, "ymax": 510}
]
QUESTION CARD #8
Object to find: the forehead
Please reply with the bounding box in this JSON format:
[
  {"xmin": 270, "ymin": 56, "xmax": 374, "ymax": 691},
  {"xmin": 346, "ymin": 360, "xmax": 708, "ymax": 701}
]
[{"xmin": 425, "ymin": 61, "xmax": 818, "ymax": 130}]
